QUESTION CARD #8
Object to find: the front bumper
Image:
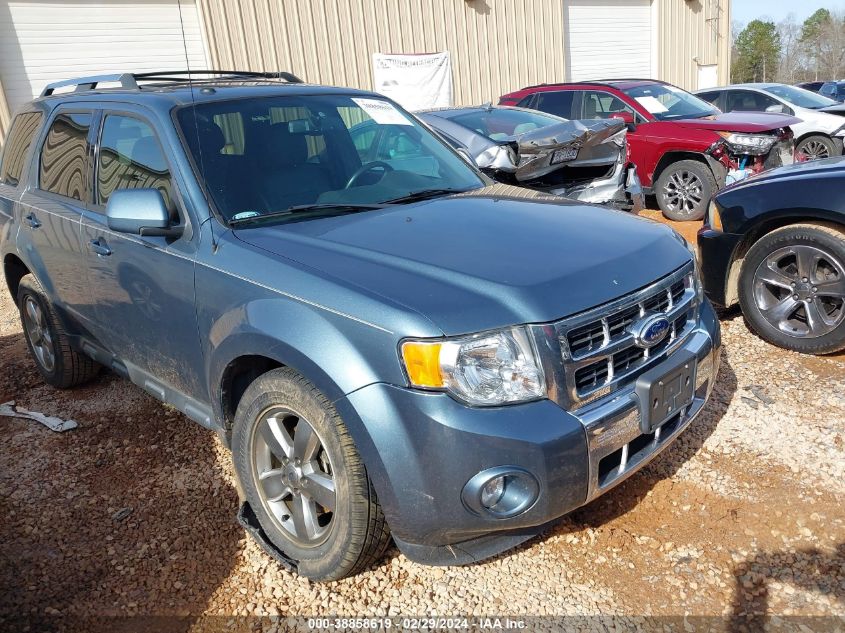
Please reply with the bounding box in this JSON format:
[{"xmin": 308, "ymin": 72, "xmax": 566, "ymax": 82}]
[{"xmin": 334, "ymin": 301, "xmax": 721, "ymax": 565}]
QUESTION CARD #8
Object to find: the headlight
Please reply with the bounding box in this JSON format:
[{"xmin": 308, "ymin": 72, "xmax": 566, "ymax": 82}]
[
  {"xmin": 401, "ymin": 326, "xmax": 546, "ymax": 406},
  {"xmin": 717, "ymin": 131, "xmax": 777, "ymax": 154}
]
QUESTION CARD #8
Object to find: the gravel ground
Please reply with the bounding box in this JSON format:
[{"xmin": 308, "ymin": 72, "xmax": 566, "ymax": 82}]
[{"xmin": 1, "ymin": 233, "xmax": 844, "ymax": 632}]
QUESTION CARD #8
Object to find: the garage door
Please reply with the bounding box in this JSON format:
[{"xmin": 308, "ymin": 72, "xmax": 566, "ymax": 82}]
[
  {"xmin": 0, "ymin": 0, "xmax": 208, "ymax": 114},
  {"xmin": 564, "ymin": 0, "xmax": 653, "ymax": 81}
]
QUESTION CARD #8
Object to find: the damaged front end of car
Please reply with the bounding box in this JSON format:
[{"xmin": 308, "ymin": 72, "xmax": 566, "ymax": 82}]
[
  {"xmin": 705, "ymin": 126, "xmax": 795, "ymax": 187},
  {"xmin": 474, "ymin": 119, "xmax": 644, "ymax": 212}
]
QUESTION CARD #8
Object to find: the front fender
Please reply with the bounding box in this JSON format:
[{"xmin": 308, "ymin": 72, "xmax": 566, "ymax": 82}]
[{"xmin": 203, "ymin": 296, "xmax": 407, "ymax": 424}]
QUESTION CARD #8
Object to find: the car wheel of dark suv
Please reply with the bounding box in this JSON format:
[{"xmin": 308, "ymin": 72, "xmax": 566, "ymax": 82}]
[
  {"xmin": 232, "ymin": 367, "xmax": 391, "ymax": 581},
  {"xmin": 739, "ymin": 223, "xmax": 845, "ymax": 354},
  {"xmin": 17, "ymin": 274, "xmax": 100, "ymax": 388},
  {"xmin": 655, "ymin": 160, "xmax": 715, "ymax": 221}
]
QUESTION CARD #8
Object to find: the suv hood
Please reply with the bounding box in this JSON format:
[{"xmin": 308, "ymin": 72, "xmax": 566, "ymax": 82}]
[
  {"xmin": 233, "ymin": 185, "xmax": 691, "ymax": 335},
  {"xmin": 671, "ymin": 111, "xmax": 800, "ymax": 133}
]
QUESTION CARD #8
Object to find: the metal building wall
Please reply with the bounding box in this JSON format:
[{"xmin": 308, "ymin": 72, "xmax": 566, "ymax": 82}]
[
  {"xmin": 655, "ymin": 0, "xmax": 731, "ymax": 89},
  {"xmin": 196, "ymin": 0, "xmax": 567, "ymax": 105}
]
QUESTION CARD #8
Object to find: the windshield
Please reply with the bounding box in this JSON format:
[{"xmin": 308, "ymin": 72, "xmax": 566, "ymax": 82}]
[
  {"xmin": 177, "ymin": 94, "xmax": 484, "ymax": 223},
  {"xmin": 765, "ymin": 84, "xmax": 837, "ymax": 109},
  {"xmin": 449, "ymin": 108, "xmax": 565, "ymax": 140},
  {"xmin": 621, "ymin": 83, "xmax": 719, "ymax": 121}
]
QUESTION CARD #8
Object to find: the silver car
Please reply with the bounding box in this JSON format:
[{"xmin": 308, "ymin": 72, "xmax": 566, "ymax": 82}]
[{"xmin": 416, "ymin": 104, "xmax": 643, "ymax": 212}]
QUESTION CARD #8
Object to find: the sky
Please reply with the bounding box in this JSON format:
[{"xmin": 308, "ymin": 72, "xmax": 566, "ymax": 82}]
[{"xmin": 733, "ymin": 0, "xmax": 844, "ymax": 25}]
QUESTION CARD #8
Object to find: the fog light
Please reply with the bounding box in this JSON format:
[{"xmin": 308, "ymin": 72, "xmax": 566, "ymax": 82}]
[
  {"xmin": 462, "ymin": 467, "xmax": 539, "ymax": 519},
  {"xmin": 480, "ymin": 476, "xmax": 506, "ymax": 508}
]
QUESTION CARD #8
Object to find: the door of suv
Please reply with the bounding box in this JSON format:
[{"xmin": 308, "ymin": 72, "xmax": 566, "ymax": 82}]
[
  {"xmin": 79, "ymin": 107, "xmax": 205, "ymax": 401},
  {"xmin": 17, "ymin": 108, "xmax": 93, "ymax": 321}
]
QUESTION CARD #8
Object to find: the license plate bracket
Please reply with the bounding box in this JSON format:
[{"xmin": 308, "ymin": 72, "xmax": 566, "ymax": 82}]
[{"xmin": 634, "ymin": 351, "xmax": 697, "ymax": 433}]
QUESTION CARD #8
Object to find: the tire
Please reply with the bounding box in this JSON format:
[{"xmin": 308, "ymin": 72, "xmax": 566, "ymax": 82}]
[
  {"xmin": 231, "ymin": 367, "xmax": 390, "ymax": 581},
  {"xmin": 654, "ymin": 159, "xmax": 716, "ymax": 221},
  {"xmin": 796, "ymin": 135, "xmax": 837, "ymax": 161},
  {"xmin": 17, "ymin": 274, "xmax": 100, "ymax": 388},
  {"xmin": 738, "ymin": 223, "xmax": 845, "ymax": 354}
]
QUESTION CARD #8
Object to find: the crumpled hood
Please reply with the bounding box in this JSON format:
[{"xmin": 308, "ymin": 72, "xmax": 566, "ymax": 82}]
[
  {"xmin": 508, "ymin": 118, "xmax": 626, "ymax": 181},
  {"xmin": 671, "ymin": 111, "xmax": 801, "ymax": 133},
  {"xmin": 233, "ymin": 185, "xmax": 692, "ymax": 335}
]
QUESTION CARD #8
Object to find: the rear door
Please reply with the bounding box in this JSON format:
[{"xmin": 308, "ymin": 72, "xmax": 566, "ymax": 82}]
[
  {"xmin": 0, "ymin": 111, "xmax": 43, "ymax": 238},
  {"xmin": 17, "ymin": 107, "xmax": 93, "ymax": 323},
  {"xmin": 79, "ymin": 106, "xmax": 205, "ymax": 400}
]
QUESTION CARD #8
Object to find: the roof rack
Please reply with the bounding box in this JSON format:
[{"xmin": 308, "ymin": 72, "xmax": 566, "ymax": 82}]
[{"xmin": 40, "ymin": 69, "xmax": 303, "ymax": 97}]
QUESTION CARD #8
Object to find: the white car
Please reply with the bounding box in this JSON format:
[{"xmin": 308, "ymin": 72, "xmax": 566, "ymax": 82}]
[{"xmin": 695, "ymin": 83, "xmax": 845, "ymax": 161}]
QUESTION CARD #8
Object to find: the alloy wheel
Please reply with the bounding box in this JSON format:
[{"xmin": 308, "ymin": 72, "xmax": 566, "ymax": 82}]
[
  {"xmin": 798, "ymin": 139, "xmax": 831, "ymax": 161},
  {"xmin": 662, "ymin": 170, "xmax": 703, "ymax": 215},
  {"xmin": 752, "ymin": 245, "xmax": 845, "ymax": 338},
  {"xmin": 251, "ymin": 407, "xmax": 336, "ymax": 547},
  {"xmin": 23, "ymin": 297, "xmax": 55, "ymax": 373}
]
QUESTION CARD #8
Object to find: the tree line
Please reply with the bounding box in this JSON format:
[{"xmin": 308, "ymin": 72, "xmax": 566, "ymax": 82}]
[{"xmin": 732, "ymin": 9, "xmax": 845, "ymax": 83}]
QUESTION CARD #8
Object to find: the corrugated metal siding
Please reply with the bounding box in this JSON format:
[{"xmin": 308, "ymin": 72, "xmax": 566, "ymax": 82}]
[
  {"xmin": 196, "ymin": 0, "xmax": 567, "ymax": 106},
  {"xmin": 0, "ymin": 78, "xmax": 11, "ymax": 142},
  {"xmin": 656, "ymin": 0, "xmax": 731, "ymax": 90}
]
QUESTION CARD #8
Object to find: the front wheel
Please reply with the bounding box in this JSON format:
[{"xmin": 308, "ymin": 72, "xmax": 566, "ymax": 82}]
[
  {"xmin": 231, "ymin": 368, "xmax": 390, "ymax": 580},
  {"xmin": 796, "ymin": 135, "xmax": 836, "ymax": 161},
  {"xmin": 738, "ymin": 224, "xmax": 845, "ymax": 354},
  {"xmin": 654, "ymin": 159, "xmax": 716, "ymax": 221}
]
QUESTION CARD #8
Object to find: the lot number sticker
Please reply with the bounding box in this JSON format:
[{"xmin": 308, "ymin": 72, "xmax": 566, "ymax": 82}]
[{"xmin": 352, "ymin": 98, "xmax": 412, "ymax": 126}]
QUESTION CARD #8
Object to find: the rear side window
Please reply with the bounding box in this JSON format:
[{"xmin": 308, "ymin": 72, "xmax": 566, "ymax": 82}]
[
  {"xmin": 696, "ymin": 91, "xmax": 721, "ymax": 106},
  {"xmin": 533, "ymin": 90, "xmax": 576, "ymax": 119},
  {"xmin": 0, "ymin": 112, "xmax": 43, "ymax": 187},
  {"xmin": 96, "ymin": 114, "xmax": 174, "ymax": 214},
  {"xmin": 39, "ymin": 112, "xmax": 92, "ymax": 201}
]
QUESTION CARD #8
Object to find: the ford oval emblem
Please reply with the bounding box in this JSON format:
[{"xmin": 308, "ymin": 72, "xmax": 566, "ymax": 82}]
[{"xmin": 631, "ymin": 314, "xmax": 671, "ymax": 349}]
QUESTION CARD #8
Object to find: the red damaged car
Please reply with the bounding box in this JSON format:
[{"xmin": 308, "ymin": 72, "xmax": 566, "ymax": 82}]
[{"xmin": 500, "ymin": 79, "xmax": 799, "ymax": 220}]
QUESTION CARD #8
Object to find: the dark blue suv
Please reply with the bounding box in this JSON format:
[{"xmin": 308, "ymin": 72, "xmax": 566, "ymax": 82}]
[{"xmin": 0, "ymin": 71, "xmax": 720, "ymax": 580}]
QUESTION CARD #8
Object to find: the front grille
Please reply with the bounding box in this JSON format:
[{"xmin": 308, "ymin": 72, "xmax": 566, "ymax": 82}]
[{"xmin": 556, "ymin": 264, "xmax": 697, "ymax": 408}]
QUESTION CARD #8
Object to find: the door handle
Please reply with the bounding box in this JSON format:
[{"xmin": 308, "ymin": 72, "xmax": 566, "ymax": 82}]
[
  {"xmin": 89, "ymin": 238, "xmax": 112, "ymax": 257},
  {"xmin": 24, "ymin": 213, "xmax": 41, "ymax": 229}
]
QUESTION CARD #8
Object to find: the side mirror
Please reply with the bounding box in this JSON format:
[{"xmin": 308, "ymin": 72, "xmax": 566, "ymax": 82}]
[
  {"xmin": 611, "ymin": 111, "xmax": 637, "ymax": 131},
  {"xmin": 765, "ymin": 104, "xmax": 786, "ymax": 114},
  {"xmin": 106, "ymin": 189, "xmax": 182, "ymax": 238}
]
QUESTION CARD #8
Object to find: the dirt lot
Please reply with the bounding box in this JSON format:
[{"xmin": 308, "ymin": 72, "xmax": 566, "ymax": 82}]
[{"xmin": 1, "ymin": 218, "xmax": 844, "ymax": 632}]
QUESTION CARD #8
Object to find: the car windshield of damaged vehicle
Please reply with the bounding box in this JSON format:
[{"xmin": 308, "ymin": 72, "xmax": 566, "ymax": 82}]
[
  {"xmin": 415, "ymin": 105, "xmax": 643, "ymax": 212},
  {"xmin": 619, "ymin": 83, "xmax": 720, "ymax": 121},
  {"xmin": 177, "ymin": 94, "xmax": 485, "ymax": 224}
]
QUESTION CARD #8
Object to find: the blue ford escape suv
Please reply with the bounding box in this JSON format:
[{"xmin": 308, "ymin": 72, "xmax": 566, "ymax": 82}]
[{"xmin": 0, "ymin": 71, "xmax": 720, "ymax": 580}]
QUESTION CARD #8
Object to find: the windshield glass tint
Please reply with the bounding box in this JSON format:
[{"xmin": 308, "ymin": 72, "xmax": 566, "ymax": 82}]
[
  {"xmin": 765, "ymin": 84, "xmax": 837, "ymax": 109},
  {"xmin": 177, "ymin": 94, "xmax": 483, "ymax": 222},
  {"xmin": 449, "ymin": 108, "xmax": 564, "ymax": 140},
  {"xmin": 622, "ymin": 84, "xmax": 719, "ymax": 121}
]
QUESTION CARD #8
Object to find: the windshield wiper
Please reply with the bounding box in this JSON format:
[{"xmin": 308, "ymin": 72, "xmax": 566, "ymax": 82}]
[
  {"xmin": 384, "ymin": 188, "xmax": 469, "ymax": 204},
  {"xmin": 229, "ymin": 203, "xmax": 390, "ymax": 226}
]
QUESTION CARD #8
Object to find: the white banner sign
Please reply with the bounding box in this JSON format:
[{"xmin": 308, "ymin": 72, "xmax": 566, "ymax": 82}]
[{"xmin": 372, "ymin": 52, "xmax": 452, "ymax": 111}]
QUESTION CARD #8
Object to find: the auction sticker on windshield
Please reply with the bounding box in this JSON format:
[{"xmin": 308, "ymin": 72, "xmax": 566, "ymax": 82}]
[
  {"xmin": 352, "ymin": 98, "xmax": 412, "ymax": 125},
  {"xmin": 635, "ymin": 96, "xmax": 669, "ymax": 114}
]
